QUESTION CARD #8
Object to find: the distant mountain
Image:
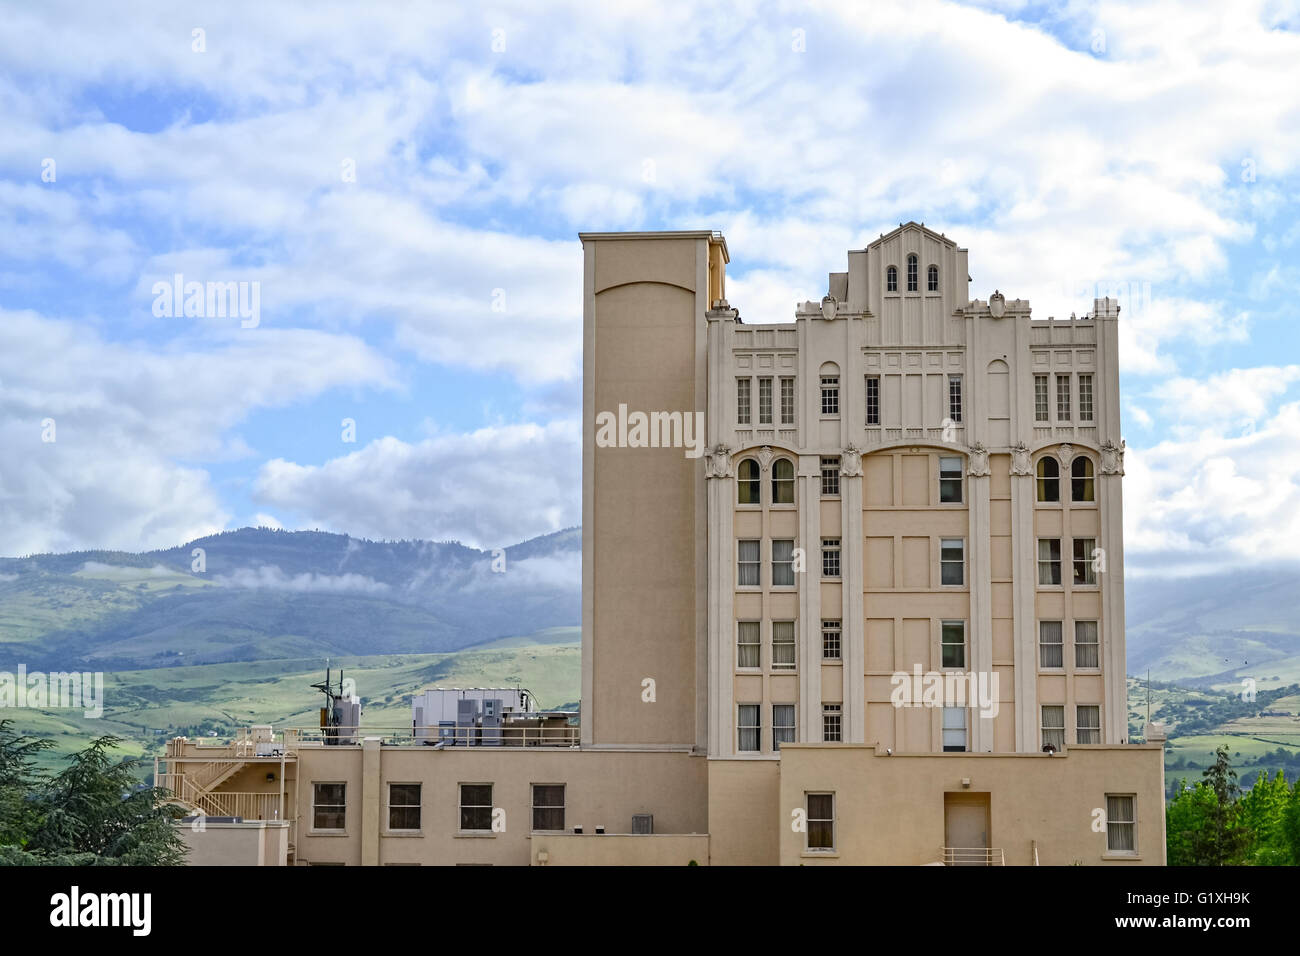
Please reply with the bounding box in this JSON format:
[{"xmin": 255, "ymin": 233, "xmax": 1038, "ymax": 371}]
[
  {"xmin": 0, "ymin": 527, "xmax": 580, "ymax": 671},
  {"xmin": 1125, "ymin": 568, "xmax": 1300, "ymax": 689},
  {"xmin": 3, "ymin": 527, "xmax": 1296, "ymax": 689}
]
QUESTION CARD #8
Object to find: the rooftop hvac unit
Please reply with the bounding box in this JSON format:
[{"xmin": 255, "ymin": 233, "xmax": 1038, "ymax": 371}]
[
  {"xmin": 482, "ymin": 698, "xmax": 503, "ymax": 718},
  {"xmin": 480, "ymin": 715, "xmax": 502, "ymax": 747},
  {"xmin": 457, "ymin": 699, "xmax": 480, "ymax": 747},
  {"xmin": 437, "ymin": 721, "xmax": 456, "ymax": 746},
  {"xmin": 632, "ymin": 814, "xmax": 654, "ymax": 835}
]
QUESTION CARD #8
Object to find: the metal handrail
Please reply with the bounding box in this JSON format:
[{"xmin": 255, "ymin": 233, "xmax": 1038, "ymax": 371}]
[{"xmin": 942, "ymin": 847, "xmax": 1005, "ymax": 866}]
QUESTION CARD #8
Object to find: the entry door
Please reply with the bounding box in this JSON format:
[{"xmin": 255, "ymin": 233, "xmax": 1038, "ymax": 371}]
[{"xmin": 944, "ymin": 801, "xmax": 989, "ymax": 865}]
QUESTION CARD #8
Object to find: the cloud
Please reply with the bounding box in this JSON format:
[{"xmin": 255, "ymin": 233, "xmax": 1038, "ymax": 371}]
[
  {"xmin": 253, "ymin": 421, "xmax": 581, "ymax": 550},
  {"xmin": 1125, "ymin": 398, "xmax": 1300, "ymax": 576},
  {"xmin": 214, "ymin": 565, "xmax": 391, "ymax": 594}
]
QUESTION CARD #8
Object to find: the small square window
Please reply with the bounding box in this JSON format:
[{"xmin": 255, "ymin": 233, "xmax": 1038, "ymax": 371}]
[
  {"xmin": 459, "ymin": 783, "xmax": 493, "ymax": 832},
  {"xmin": 313, "ymin": 783, "xmax": 346, "ymax": 831},
  {"xmin": 531, "ymin": 784, "xmax": 565, "ymax": 832},
  {"xmin": 388, "ymin": 783, "xmax": 421, "ymax": 831}
]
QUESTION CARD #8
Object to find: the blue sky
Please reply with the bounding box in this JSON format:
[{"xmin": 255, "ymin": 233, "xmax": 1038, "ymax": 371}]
[{"xmin": 1, "ymin": 0, "xmax": 1298, "ymax": 576}]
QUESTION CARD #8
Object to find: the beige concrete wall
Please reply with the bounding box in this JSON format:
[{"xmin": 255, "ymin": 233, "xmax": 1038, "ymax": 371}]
[
  {"xmin": 292, "ymin": 747, "xmax": 708, "ymax": 866},
  {"xmin": 582, "ymin": 233, "xmax": 714, "ymax": 749},
  {"xmin": 778, "ymin": 743, "xmax": 1165, "ymax": 865},
  {"xmin": 179, "ymin": 821, "xmax": 289, "ymax": 866},
  {"xmin": 706, "ymin": 758, "xmax": 780, "ymax": 865},
  {"xmin": 533, "ymin": 833, "xmax": 709, "ymax": 866}
]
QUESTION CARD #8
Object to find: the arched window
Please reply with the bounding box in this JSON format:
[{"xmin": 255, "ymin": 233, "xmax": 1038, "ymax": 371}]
[
  {"xmin": 1036, "ymin": 457, "xmax": 1060, "ymax": 503},
  {"xmin": 906, "ymin": 254, "xmax": 918, "ymax": 292},
  {"xmin": 927, "ymin": 264, "xmax": 939, "ymax": 292},
  {"xmin": 772, "ymin": 458, "xmax": 795, "ymax": 504},
  {"xmin": 738, "ymin": 459, "xmax": 760, "ymax": 504},
  {"xmin": 886, "ymin": 265, "xmax": 898, "ymax": 293},
  {"xmin": 1071, "ymin": 456, "xmax": 1094, "ymax": 502}
]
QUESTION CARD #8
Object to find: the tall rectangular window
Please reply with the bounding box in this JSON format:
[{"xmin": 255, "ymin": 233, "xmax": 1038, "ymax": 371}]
[
  {"xmin": 1039, "ymin": 620, "xmax": 1064, "ymax": 668},
  {"xmin": 939, "ymin": 455, "xmax": 963, "ymax": 503},
  {"xmin": 772, "ymin": 539, "xmax": 795, "ymax": 587},
  {"xmin": 1038, "ymin": 538, "xmax": 1062, "ymax": 585},
  {"xmin": 738, "ymin": 704, "xmax": 760, "ymax": 752},
  {"xmin": 821, "ymin": 376, "xmax": 839, "ymax": 415},
  {"xmin": 821, "ymin": 457, "xmax": 840, "ymax": 496},
  {"xmin": 941, "ymin": 538, "xmax": 964, "ymax": 586},
  {"xmin": 1078, "ymin": 373, "xmax": 1094, "ymax": 421},
  {"xmin": 1056, "ymin": 374, "xmax": 1071, "ymax": 421},
  {"xmin": 531, "ymin": 784, "xmax": 565, "ymax": 831},
  {"xmin": 1076, "ymin": 705, "xmax": 1101, "ymax": 744},
  {"xmin": 942, "ymin": 707, "xmax": 967, "ymax": 752},
  {"xmin": 313, "ymin": 783, "xmax": 346, "ymax": 831},
  {"xmin": 758, "ymin": 377, "xmax": 773, "ymax": 425},
  {"xmin": 738, "ymin": 539, "xmax": 760, "ymax": 587},
  {"xmin": 822, "ymin": 704, "xmax": 842, "ymax": 742},
  {"xmin": 773, "ymin": 705, "xmax": 796, "ymax": 750},
  {"xmin": 772, "ymin": 620, "xmax": 796, "ymax": 670},
  {"xmin": 737, "ymin": 378, "xmax": 751, "ymax": 425},
  {"xmin": 865, "ymin": 375, "xmax": 880, "ymax": 424},
  {"xmin": 806, "ymin": 793, "xmax": 835, "ymax": 850},
  {"xmin": 1073, "ymin": 538, "xmax": 1097, "ymax": 586},
  {"xmin": 780, "ymin": 377, "xmax": 796, "ymax": 425},
  {"xmin": 737, "ymin": 621, "xmax": 760, "ymax": 668},
  {"xmin": 459, "ymin": 783, "xmax": 493, "ymax": 831},
  {"xmin": 1041, "ymin": 706, "xmax": 1065, "ymax": 752},
  {"xmin": 821, "ymin": 537, "xmax": 841, "ymax": 578},
  {"xmin": 1106, "ymin": 795, "xmax": 1136, "ymax": 853},
  {"xmin": 948, "ymin": 375, "xmax": 963, "ymax": 423},
  {"xmin": 1075, "ymin": 620, "xmax": 1100, "ymax": 668},
  {"xmin": 822, "ymin": 619, "xmax": 841, "ymax": 660},
  {"xmin": 941, "ymin": 621, "xmax": 966, "ymax": 668},
  {"xmin": 1034, "ymin": 374, "xmax": 1049, "ymax": 422},
  {"xmin": 388, "ymin": 783, "xmax": 421, "ymax": 831}
]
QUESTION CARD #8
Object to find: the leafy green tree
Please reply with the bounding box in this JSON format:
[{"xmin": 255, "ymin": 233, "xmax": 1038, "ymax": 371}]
[
  {"xmin": 1237, "ymin": 770, "xmax": 1292, "ymax": 865},
  {"xmin": 0, "ymin": 720, "xmax": 51, "ymax": 848},
  {"xmin": 1166, "ymin": 779, "xmax": 1218, "ymax": 866},
  {"xmin": 0, "ymin": 730, "xmax": 187, "ymax": 866}
]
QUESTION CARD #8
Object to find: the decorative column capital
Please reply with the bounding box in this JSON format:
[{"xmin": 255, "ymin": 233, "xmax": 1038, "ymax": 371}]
[
  {"xmin": 756, "ymin": 445, "xmax": 774, "ymax": 472},
  {"xmin": 840, "ymin": 443, "xmax": 863, "ymax": 477},
  {"xmin": 1100, "ymin": 439, "xmax": 1126, "ymax": 475},
  {"xmin": 705, "ymin": 444, "xmax": 733, "ymax": 479},
  {"xmin": 1010, "ymin": 441, "xmax": 1033, "ymax": 476}
]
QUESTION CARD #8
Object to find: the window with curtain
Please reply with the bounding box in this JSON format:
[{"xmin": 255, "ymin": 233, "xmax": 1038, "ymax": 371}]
[
  {"xmin": 772, "ymin": 458, "xmax": 795, "ymax": 504},
  {"xmin": 737, "ymin": 621, "xmax": 760, "ymax": 668},
  {"xmin": 459, "ymin": 784, "xmax": 493, "ymax": 831},
  {"xmin": 737, "ymin": 459, "xmax": 760, "ymax": 504},
  {"xmin": 1038, "ymin": 538, "xmax": 1062, "ymax": 585},
  {"xmin": 1077, "ymin": 705, "xmax": 1100, "ymax": 744},
  {"xmin": 1073, "ymin": 537, "xmax": 1097, "ymax": 585},
  {"xmin": 737, "ymin": 704, "xmax": 760, "ymax": 752},
  {"xmin": 1071, "ymin": 456, "xmax": 1094, "ymax": 502},
  {"xmin": 772, "ymin": 620, "xmax": 796, "ymax": 669},
  {"xmin": 388, "ymin": 783, "xmax": 421, "ymax": 831},
  {"xmin": 942, "ymin": 707, "xmax": 967, "ymax": 752},
  {"xmin": 772, "ymin": 539, "xmax": 795, "ymax": 586},
  {"xmin": 738, "ymin": 539, "xmax": 760, "ymax": 586},
  {"xmin": 1039, "ymin": 620, "xmax": 1064, "ymax": 668},
  {"xmin": 1075, "ymin": 621, "xmax": 1099, "ymax": 668},
  {"xmin": 773, "ymin": 705, "xmax": 795, "ymax": 750},
  {"xmin": 1036, "ymin": 457, "xmax": 1060, "ymax": 502},
  {"xmin": 1106, "ymin": 795, "xmax": 1136, "ymax": 852},
  {"xmin": 1041, "ymin": 706, "xmax": 1065, "ymax": 751}
]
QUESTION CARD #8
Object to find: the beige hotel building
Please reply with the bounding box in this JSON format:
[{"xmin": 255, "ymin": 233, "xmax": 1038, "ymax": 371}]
[{"xmin": 164, "ymin": 223, "xmax": 1166, "ymax": 866}]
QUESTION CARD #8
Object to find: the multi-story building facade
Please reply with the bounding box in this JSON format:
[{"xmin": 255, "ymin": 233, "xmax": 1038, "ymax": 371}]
[{"xmin": 166, "ymin": 223, "xmax": 1165, "ymax": 865}]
